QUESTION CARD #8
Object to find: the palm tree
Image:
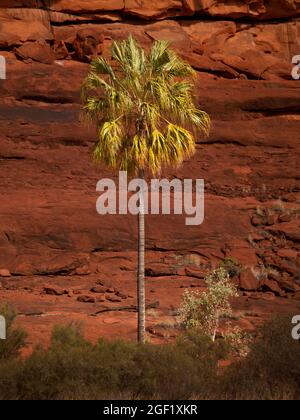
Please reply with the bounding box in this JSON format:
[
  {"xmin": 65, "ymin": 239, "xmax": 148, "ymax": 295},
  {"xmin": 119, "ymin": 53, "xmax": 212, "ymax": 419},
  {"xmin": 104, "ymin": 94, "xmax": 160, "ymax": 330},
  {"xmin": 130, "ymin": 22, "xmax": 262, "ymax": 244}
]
[{"xmin": 81, "ymin": 36, "xmax": 210, "ymax": 343}]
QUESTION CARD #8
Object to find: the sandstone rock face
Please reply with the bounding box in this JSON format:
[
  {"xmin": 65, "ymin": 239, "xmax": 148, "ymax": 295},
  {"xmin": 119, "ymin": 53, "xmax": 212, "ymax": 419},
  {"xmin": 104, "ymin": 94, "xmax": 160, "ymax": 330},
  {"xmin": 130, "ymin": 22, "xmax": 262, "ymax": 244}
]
[
  {"xmin": 185, "ymin": 0, "xmax": 300, "ymax": 20},
  {"xmin": 2, "ymin": 1, "xmax": 300, "ymax": 19},
  {"xmin": 0, "ymin": 268, "xmax": 11, "ymax": 278},
  {"xmin": 0, "ymin": 12, "xmax": 52, "ymax": 48},
  {"xmin": 260, "ymin": 279, "xmax": 284, "ymax": 296},
  {"xmin": 124, "ymin": 0, "xmax": 183, "ymax": 19},
  {"xmin": 239, "ymin": 269, "xmax": 258, "ymax": 291},
  {"xmin": 15, "ymin": 40, "xmax": 55, "ymax": 64},
  {"xmin": 51, "ymin": 0, "xmax": 124, "ymax": 13},
  {"xmin": 0, "ymin": 0, "xmax": 300, "ymax": 306}
]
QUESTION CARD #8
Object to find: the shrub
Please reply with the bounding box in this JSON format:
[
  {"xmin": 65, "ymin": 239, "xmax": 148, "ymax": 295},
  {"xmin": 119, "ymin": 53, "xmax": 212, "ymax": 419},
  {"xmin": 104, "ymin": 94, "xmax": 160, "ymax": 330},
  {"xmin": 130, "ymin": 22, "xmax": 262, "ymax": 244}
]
[
  {"xmin": 0, "ymin": 315, "xmax": 299, "ymax": 400},
  {"xmin": 179, "ymin": 267, "xmax": 238, "ymax": 341},
  {"xmin": 221, "ymin": 315, "xmax": 300, "ymax": 399},
  {"xmin": 0, "ymin": 322, "xmax": 220, "ymax": 400}
]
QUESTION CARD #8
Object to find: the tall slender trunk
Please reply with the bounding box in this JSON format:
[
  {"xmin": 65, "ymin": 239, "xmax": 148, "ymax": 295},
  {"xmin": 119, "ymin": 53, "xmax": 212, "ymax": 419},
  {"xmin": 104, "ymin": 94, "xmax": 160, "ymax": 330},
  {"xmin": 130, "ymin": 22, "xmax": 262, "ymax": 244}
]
[{"xmin": 137, "ymin": 169, "xmax": 146, "ymax": 343}]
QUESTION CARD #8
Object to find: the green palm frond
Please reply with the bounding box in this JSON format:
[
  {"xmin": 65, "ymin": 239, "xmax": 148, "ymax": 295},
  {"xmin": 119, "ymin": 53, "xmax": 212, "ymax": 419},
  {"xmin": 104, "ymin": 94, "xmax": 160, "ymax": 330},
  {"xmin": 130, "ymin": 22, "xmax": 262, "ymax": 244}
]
[
  {"xmin": 162, "ymin": 50, "xmax": 195, "ymax": 78},
  {"xmin": 149, "ymin": 41, "xmax": 194, "ymax": 78},
  {"xmin": 112, "ymin": 35, "xmax": 145, "ymax": 76},
  {"xmin": 150, "ymin": 40, "xmax": 170, "ymax": 73},
  {"xmin": 90, "ymin": 56, "xmax": 116, "ymax": 80},
  {"xmin": 81, "ymin": 36, "xmax": 211, "ymax": 175},
  {"xmin": 81, "ymin": 73, "xmax": 114, "ymax": 100},
  {"xmin": 81, "ymin": 96, "xmax": 107, "ymax": 123}
]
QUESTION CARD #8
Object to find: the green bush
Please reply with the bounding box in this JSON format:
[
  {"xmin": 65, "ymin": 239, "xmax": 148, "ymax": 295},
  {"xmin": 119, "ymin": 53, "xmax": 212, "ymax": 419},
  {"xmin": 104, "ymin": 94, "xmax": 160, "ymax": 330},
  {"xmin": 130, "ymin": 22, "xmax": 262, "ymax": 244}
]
[
  {"xmin": 0, "ymin": 322, "xmax": 220, "ymax": 400},
  {"xmin": 0, "ymin": 314, "xmax": 299, "ymax": 400},
  {"xmin": 221, "ymin": 315, "xmax": 300, "ymax": 399}
]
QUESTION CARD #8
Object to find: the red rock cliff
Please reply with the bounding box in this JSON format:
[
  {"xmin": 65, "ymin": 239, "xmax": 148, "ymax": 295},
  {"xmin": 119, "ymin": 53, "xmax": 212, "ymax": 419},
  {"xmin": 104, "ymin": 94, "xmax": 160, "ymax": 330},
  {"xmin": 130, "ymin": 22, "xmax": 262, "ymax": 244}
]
[{"xmin": 0, "ymin": 1, "xmax": 299, "ymax": 296}]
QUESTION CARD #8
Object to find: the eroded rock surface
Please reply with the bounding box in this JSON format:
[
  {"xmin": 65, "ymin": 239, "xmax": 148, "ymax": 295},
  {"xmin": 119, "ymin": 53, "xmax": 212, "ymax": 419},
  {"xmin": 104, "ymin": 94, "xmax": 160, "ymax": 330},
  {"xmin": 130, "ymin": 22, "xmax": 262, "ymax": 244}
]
[{"xmin": 0, "ymin": 1, "xmax": 299, "ymax": 345}]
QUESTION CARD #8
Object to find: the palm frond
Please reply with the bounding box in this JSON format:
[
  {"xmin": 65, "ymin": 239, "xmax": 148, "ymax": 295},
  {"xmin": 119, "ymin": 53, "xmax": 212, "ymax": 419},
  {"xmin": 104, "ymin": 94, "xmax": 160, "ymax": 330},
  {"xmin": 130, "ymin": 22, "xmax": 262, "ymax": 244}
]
[
  {"xmin": 148, "ymin": 129, "xmax": 169, "ymax": 174},
  {"xmin": 162, "ymin": 50, "xmax": 195, "ymax": 78},
  {"xmin": 81, "ymin": 96, "xmax": 107, "ymax": 124},
  {"xmin": 190, "ymin": 109, "xmax": 211, "ymax": 136},
  {"xmin": 130, "ymin": 134, "xmax": 147, "ymax": 167},
  {"xmin": 112, "ymin": 35, "xmax": 145, "ymax": 76},
  {"xmin": 81, "ymin": 36, "xmax": 210, "ymax": 175},
  {"xmin": 94, "ymin": 119, "xmax": 123, "ymax": 167},
  {"xmin": 90, "ymin": 56, "xmax": 116, "ymax": 80},
  {"xmin": 81, "ymin": 73, "xmax": 114, "ymax": 99},
  {"xmin": 149, "ymin": 40, "xmax": 170, "ymax": 73},
  {"xmin": 165, "ymin": 123, "xmax": 195, "ymax": 164}
]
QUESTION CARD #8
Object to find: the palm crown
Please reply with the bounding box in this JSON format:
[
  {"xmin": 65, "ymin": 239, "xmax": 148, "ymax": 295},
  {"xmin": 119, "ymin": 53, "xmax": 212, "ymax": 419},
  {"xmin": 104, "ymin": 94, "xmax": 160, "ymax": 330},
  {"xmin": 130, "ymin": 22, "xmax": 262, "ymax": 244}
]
[{"xmin": 81, "ymin": 36, "xmax": 210, "ymax": 175}]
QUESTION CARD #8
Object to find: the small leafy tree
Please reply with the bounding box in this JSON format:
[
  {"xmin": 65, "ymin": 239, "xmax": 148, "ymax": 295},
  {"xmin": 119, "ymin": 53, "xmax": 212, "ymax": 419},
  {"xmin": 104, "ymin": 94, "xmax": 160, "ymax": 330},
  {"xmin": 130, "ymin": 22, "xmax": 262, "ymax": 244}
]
[{"xmin": 179, "ymin": 267, "xmax": 238, "ymax": 341}]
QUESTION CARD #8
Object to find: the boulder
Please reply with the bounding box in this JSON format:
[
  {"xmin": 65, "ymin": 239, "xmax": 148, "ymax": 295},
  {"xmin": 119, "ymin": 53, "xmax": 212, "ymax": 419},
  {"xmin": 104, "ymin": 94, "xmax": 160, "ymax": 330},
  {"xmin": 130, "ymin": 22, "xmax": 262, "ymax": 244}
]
[
  {"xmin": 145, "ymin": 263, "xmax": 177, "ymax": 277},
  {"xmin": 277, "ymin": 249, "xmax": 298, "ymax": 260},
  {"xmin": 239, "ymin": 268, "xmax": 258, "ymax": 291},
  {"xmin": 267, "ymin": 221, "xmax": 300, "ymax": 242},
  {"xmin": 0, "ymin": 268, "xmax": 11, "ymax": 277},
  {"xmin": 188, "ymin": 0, "xmax": 300, "ymax": 19},
  {"xmin": 36, "ymin": 254, "xmax": 90, "ymax": 276},
  {"xmin": 259, "ymin": 279, "xmax": 284, "ymax": 296},
  {"xmin": 277, "ymin": 279, "xmax": 300, "ymax": 293},
  {"xmin": 146, "ymin": 325, "xmax": 177, "ymax": 339},
  {"xmin": 145, "ymin": 21, "xmax": 191, "ymax": 50},
  {"xmin": 90, "ymin": 285, "xmax": 108, "ymax": 293},
  {"xmin": 51, "ymin": 0, "xmax": 124, "ymax": 13},
  {"xmin": 0, "ymin": 14, "xmax": 52, "ymax": 48},
  {"xmin": 77, "ymin": 295, "xmax": 96, "ymax": 303},
  {"xmin": 184, "ymin": 267, "xmax": 206, "ymax": 279},
  {"xmin": 251, "ymin": 215, "xmax": 265, "ymax": 226},
  {"xmin": 106, "ymin": 295, "xmax": 122, "ymax": 303},
  {"xmin": 43, "ymin": 286, "xmax": 67, "ymax": 296},
  {"xmin": 279, "ymin": 260, "xmax": 300, "ymax": 277},
  {"xmin": 124, "ymin": 0, "xmax": 182, "ymax": 19},
  {"xmin": 74, "ymin": 265, "xmax": 91, "ymax": 275},
  {"xmin": 116, "ymin": 291, "xmax": 128, "ymax": 299},
  {"xmin": 278, "ymin": 213, "xmax": 292, "ymax": 223},
  {"xmin": 293, "ymin": 291, "xmax": 300, "ymax": 301},
  {"xmin": 15, "ymin": 40, "xmax": 55, "ymax": 64},
  {"xmin": 73, "ymin": 30, "xmax": 104, "ymax": 62}
]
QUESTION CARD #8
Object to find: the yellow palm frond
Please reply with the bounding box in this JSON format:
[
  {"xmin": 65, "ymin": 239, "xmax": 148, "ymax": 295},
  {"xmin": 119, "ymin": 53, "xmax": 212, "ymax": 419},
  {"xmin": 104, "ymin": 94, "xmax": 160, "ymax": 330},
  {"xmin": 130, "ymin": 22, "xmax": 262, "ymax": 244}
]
[{"xmin": 81, "ymin": 36, "xmax": 210, "ymax": 175}]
